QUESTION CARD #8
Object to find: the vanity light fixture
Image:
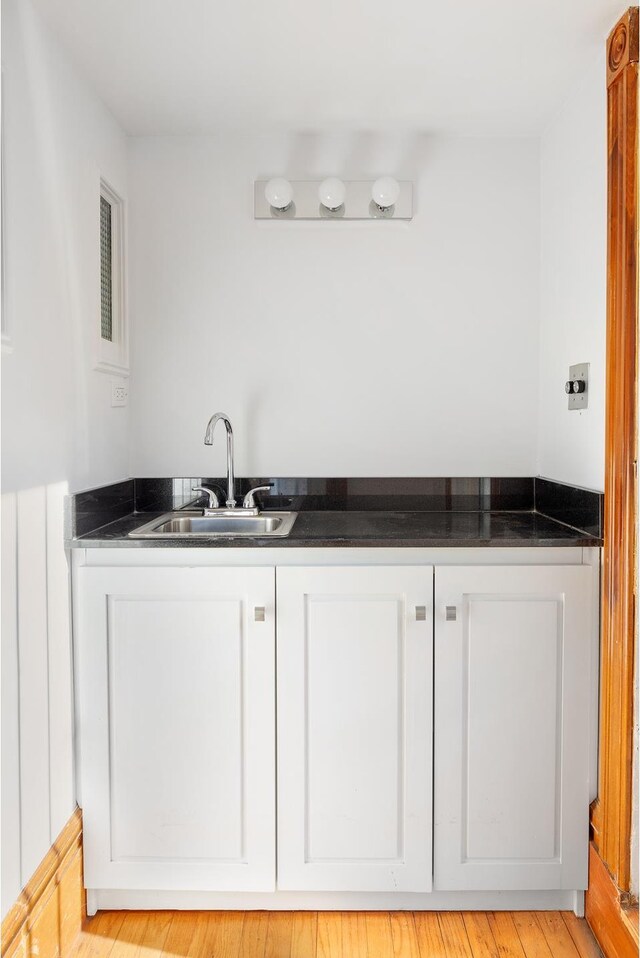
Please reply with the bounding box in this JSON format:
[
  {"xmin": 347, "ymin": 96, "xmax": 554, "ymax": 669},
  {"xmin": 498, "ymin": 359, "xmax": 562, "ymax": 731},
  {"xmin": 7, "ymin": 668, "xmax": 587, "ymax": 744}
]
[
  {"xmin": 318, "ymin": 177, "xmax": 346, "ymax": 212},
  {"xmin": 264, "ymin": 178, "xmax": 294, "ymax": 211},
  {"xmin": 254, "ymin": 178, "xmax": 412, "ymax": 220},
  {"xmin": 371, "ymin": 176, "xmax": 400, "ymax": 211}
]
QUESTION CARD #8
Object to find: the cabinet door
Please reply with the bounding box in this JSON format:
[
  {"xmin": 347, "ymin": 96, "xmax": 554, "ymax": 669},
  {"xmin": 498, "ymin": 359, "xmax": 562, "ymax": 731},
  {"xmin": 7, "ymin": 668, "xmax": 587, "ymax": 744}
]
[
  {"xmin": 434, "ymin": 565, "xmax": 592, "ymax": 891},
  {"xmin": 277, "ymin": 566, "xmax": 433, "ymax": 892},
  {"xmin": 76, "ymin": 566, "xmax": 275, "ymax": 891}
]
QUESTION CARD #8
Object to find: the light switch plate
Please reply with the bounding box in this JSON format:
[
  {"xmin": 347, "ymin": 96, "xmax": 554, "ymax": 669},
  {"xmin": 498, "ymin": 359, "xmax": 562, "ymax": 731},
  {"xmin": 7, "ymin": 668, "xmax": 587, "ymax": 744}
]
[{"xmin": 568, "ymin": 363, "xmax": 589, "ymax": 410}]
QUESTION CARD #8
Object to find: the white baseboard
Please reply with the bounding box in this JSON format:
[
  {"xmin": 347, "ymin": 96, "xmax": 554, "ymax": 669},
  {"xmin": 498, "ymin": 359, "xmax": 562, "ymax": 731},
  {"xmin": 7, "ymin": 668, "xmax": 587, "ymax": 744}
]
[
  {"xmin": 572, "ymin": 890, "xmax": 585, "ymax": 917},
  {"xmin": 89, "ymin": 888, "xmax": 578, "ymax": 913}
]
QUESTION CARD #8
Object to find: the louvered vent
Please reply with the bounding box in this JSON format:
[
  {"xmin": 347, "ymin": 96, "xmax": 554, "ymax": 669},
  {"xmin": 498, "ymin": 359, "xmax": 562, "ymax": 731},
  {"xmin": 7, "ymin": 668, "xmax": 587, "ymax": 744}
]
[{"xmin": 100, "ymin": 195, "xmax": 113, "ymax": 342}]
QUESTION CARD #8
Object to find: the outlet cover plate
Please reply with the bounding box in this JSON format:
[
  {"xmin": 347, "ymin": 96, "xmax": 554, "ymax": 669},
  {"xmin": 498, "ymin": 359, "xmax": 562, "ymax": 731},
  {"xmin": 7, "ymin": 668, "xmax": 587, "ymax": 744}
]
[
  {"xmin": 568, "ymin": 362, "xmax": 589, "ymax": 410},
  {"xmin": 111, "ymin": 380, "xmax": 128, "ymax": 407}
]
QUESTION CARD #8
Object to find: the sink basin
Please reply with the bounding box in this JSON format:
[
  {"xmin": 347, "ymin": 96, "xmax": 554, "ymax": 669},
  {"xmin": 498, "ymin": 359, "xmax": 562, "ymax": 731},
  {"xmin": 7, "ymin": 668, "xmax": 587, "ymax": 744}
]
[{"xmin": 128, "ymin": 510, "xmax": 298, "ymax": 539}]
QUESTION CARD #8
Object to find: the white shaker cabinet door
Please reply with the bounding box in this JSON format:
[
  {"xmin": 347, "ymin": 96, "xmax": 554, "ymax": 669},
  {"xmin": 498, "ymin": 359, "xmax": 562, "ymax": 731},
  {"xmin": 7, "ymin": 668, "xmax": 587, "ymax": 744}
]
[
  {"xmin": 434, "ymin": 565, "xmax": 592, "ymax": 891},
  {"xmin": 276, "ymin": 566, "xmax": 433, "ymax": 892},
  {"xmin": 76, "ymin": 565, "xmax": 275, "ymax": 892}
]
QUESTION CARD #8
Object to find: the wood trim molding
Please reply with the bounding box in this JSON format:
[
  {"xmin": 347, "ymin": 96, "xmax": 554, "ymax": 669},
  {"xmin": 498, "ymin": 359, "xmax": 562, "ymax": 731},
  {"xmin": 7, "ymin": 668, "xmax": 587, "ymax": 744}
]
[
  {"xmin": 1, "ymin": 807, "xmax": 85, "ymax": 958},
  {"xmin": 594, "ymin": 4, "xmax": 639, "ymax": 894},
  {"xmin": 607, "ymin": 6, "xmax": 639, "ymax": 85},
  {"xmin": 586, "ymin": 843, "xmax": 639, "ymax": 958}
]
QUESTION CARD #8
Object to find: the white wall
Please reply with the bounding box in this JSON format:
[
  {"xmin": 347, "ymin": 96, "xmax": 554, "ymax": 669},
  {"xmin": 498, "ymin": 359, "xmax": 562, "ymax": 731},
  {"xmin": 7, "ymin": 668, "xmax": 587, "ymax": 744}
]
[
  {"xmin": 128, "ymin": 134, "xmax": 540, "ymax": 478},
  {"xmin": 537, "ymin": 52, "xmax": 607, "ymax": 492},
  {"xmin": 1, "ymin": 0, "xmax": 128, "ymax": 918},
  {"xmin": 0, "ymin": 0, "xmax": 610, "ymax": 920}
]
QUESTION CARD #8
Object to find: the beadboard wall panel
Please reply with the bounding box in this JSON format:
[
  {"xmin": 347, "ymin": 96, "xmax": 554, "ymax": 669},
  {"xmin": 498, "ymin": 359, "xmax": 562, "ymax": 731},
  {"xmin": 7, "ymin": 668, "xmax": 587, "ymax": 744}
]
[
  {"xmin": 16, "ymin": 487, "xmax": 51, "ymax": 882},
  {"xmin": 1, "ymin": 486, "xmax": 75, "ymax": 918},
  {"xmin": 1, "ymin": 495, "xmax": 21, "ymax": 914},
  {"xmin": 46, "ymin": 483, "xmax": 75, "ymax": 839}
]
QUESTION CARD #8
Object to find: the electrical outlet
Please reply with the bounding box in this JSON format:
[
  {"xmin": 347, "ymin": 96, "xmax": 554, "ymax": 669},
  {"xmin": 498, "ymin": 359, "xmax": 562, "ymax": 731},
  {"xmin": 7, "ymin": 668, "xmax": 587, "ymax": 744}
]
[{"xmin": 111, "ymin": 380, "xmax": 128, "ymax": 407}]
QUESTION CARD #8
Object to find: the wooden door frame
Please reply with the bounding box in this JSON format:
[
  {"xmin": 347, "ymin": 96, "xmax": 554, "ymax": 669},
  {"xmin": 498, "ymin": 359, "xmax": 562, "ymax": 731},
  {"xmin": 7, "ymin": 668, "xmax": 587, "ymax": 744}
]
[{"xmin": 586, "ymin": 7, "xmax": 639, "ymax": 957}]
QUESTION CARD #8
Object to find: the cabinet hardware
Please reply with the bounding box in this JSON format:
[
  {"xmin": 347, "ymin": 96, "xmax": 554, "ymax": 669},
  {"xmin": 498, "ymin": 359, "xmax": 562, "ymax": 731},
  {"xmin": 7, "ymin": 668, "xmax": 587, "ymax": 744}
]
[
  {"xmin": 254, "ymin": 606, "xmax": 266, "ymax": 622},
  {"xmin": 446, "ymin": 606, "xmax": 457, "ymax": 621},
  {"xmin": 415, "ymin": 606, "xmax": 427, "ymax": 621}
]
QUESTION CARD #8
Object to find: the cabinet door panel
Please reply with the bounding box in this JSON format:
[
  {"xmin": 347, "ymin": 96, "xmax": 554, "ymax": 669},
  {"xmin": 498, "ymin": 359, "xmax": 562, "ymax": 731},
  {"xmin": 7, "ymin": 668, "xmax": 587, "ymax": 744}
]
[
  {"xmin": 109, "ymin": 596, "xmax": 244, "ymax": 862},
  {"xmin": 76, "ymin": 566, "xmax": 275, "ymax": 892},
  {"xmin": 277, "ymin": 566, "xmax": 433, "ymax": 892},
  {"xmin": 434, "ymin": 565, "xmax": 592, "ymax": 891}
]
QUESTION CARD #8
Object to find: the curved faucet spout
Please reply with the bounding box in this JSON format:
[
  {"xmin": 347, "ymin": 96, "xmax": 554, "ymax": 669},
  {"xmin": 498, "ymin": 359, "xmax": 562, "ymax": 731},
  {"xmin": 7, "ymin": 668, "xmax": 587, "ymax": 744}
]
[
  {"xmin": 204, "ymin": 412, "xmax": 236, "ymax": 507},
  {"xmin": 204, "ymin": 411, "xmax": 232, "ymax": 445}
]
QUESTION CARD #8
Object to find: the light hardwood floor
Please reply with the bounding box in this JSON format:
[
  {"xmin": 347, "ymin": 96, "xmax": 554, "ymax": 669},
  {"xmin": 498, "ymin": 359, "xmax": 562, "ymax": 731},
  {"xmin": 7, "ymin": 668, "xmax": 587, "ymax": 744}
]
[{"xmin": 69, "ymin": 910, "xmax": 603, "ymax": 957}]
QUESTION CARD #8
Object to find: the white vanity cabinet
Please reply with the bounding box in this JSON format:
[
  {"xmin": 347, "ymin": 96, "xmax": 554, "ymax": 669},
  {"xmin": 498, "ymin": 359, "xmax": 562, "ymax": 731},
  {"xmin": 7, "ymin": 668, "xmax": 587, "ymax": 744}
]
[
  {"xmin": 276, "ymin": 566, "xmax": 433, "ymax": 892},
  {"xmin": 75, "ymin": 565, "xmax": 276, "ymax": 892},
  {"xmin": 434, "ymin": 565, "xmax": 592, "ymax": 892},
  {"xmin": 72, "ymin": 548, "xmax": 596, "ymax": 910}
]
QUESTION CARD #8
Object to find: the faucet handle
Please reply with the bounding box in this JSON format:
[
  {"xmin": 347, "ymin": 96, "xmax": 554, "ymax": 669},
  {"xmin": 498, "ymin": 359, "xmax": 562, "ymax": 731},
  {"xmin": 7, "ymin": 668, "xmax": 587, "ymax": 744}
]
[
  {"xmin": 242, "ymin": 484, "xmax": 274, "ymax": 510},
  {"xmin": 192, "ymin": 485, "xmax": 221, "ymax": 509}
]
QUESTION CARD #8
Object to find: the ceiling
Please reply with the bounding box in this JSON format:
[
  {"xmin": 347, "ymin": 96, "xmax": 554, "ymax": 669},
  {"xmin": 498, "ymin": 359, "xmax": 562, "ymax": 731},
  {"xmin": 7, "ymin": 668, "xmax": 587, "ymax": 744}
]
[{"xmin": 32, "ymin": 0, "xmax": 620, "ymax": 136}]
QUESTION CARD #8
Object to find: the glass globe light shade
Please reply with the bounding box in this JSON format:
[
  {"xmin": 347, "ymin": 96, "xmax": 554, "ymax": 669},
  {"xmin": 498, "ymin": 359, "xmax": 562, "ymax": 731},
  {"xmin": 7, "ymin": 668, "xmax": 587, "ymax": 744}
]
[
  {"xmin": 264, "ymin": 178, "xmax": 293, "ymax": 210},
  {"xmin": 318, "ymin": 177, "xmax": 346, "ymax": 211},
  {"xmin": 371, "ymin": 176, "xmax": 400, "ymax": 210}
]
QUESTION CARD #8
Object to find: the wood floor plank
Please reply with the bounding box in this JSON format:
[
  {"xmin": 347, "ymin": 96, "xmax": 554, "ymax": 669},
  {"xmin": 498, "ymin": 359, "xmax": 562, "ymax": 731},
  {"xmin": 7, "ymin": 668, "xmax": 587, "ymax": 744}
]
[
  {"xmin": 264, "ymin": 911, "xmax": 292, "ymax": 958},
  {"xmin": 207, "ymin": 912, "xmax": 246, "ymax": 958},
  {"xmin": 510, "ymin": 913, "xmax": 553, "ymax": 958},
  {"xmin": 438, "ymin": 913, "xmax": 474, "ymax": 958},
  {"xmin": 290, "ymin": 912, "xmax": 317, "ymax": 958},
  {"xmin": 389, "ymin": 912, "xmax": 420, "ymax": 958},
  {"xmin": 178, "ymin": 913, "xmax": 217, "ymax": 958},
  {"xmin": 159, "ymin": 912, "xmax": 199, "ymax": 958},
  {"xmin": 240, "ymin": 913, "xmax": 269, "ymax": 958},
  {"xmin": 487, "ymin": 913, "xmax": 527, "ymax": 958},
  {"xmin": 462, "ymin": 913, "xmax": 499, "ymax": 958},
  {"xmin": 73, "ymin": 911, "xmax": 126, "ymax": 958},
  {"xmin": 341, "ymin": 912, "xmax": 369, "ymax": 958},
  {"xmin": 414, "ymin": 913, "xmax": 448, "ymax": 958},
  {"xmin": 366, "ymin": 912, "xmax": 395, "ymax": 958},
  {"xmin": 316, "ymin": 912, "xmax": 342, "ymax": 958},
  {"xmin": 561, "ymin": 914, "xmax": 602, "ymax": 958},
  {"xmin": 109, "ymin": 912, "xmax": 151, "ymax": 957},
  {"xmin": 536, "ymin": 914, "xmax": 581, "ymax": 958},
  {"xmin": 133, "ymin": 911, "xmax": 172, "ymax": 956}
]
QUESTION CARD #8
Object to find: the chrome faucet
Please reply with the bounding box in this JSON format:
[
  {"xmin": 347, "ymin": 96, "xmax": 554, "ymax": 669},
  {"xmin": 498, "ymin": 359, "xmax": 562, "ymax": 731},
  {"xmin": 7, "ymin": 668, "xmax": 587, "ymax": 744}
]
[
  {"xmin": 204, "ymin": 412, "xmax": 236, "ymax": 507},
  {"xmin": 201, "ymin": 413, "xmax": 273, "ymax": 515}
]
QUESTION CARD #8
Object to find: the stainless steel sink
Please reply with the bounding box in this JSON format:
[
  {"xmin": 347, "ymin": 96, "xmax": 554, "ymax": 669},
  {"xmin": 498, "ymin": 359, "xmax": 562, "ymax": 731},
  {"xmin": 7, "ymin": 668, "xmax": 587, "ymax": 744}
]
[{"xmin": 128, "ymin": 510, "xmax": 298, "ymax": 539}]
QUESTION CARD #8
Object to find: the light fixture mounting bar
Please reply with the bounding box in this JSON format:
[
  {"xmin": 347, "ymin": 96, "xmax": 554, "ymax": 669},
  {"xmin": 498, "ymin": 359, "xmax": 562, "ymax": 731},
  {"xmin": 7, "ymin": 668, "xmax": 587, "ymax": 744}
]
[{"xmin": 254, "ymin": 180, "xmax": 413, "ymax": 220}]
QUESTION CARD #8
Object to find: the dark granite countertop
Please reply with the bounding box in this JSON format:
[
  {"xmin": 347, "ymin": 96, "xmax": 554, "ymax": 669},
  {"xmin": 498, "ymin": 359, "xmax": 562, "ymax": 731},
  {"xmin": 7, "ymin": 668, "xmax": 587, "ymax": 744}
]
[{"xmin": 69, "ymin": 509, "xmax": 602, "ymax": 549}]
